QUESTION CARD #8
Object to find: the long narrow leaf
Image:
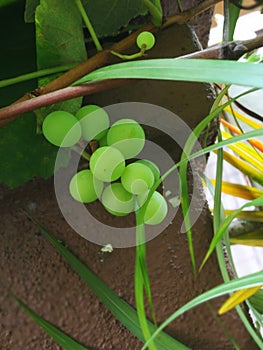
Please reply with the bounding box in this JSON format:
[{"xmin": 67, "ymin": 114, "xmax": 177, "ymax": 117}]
[
  {"xmin": 230, "ymin": 228, "xmax": 263, "ymax": 246},
  {"xmin": 210, "ymin": 180, "xmax": 263, "ymax": 200},
  {"xmin": 12, "ymin": 294, "xmax": 89, "ymax": 350},
  {"xmin": 227, "ymin": 144, "xmax": 263, "ymax": 171},
  {"xmin": 249, "ymin": 289, "xmax": 263, "ymax": 314},
  {"xmin": 135, "ymin": 214, "xmax": 157, "ymax": 350},
  {"xmin": 200, "ymin": 197, "xmax": 263, "ymax": 270},
  {"xmin": 218, "ymin": 286, "xmax": 263, "ymax": 315},
  {"xmin": 224, "ymin": 210, "xmax": 263, "ymax": 222},
  {"xmin": 224, "ymin": 106, "xmax": 263, "ymax": 129},
  {"xmin": 220, "ymin": 150, "xmax": 263, "ymax": 186},
  {"xmin": 28, "ymin": 215, "xmax": 189, "ymax": 350},
  {"xmin": 141, "ymin": 270, "xmax": 263, "ymax": 350},
  {"xmin": 76, "ymin": 59, "xmax": 263, "ymax": 89},
  {"xmin": 221, "ymin": 130, "xmax": 263, "ymax": 161},
  {"xmin": 221, "ymin": 119, "xmax": 263, "ymax": 153}
]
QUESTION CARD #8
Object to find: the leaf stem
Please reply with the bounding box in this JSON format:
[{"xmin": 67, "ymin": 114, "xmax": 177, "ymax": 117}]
[
  {"xmin": 0, "ymin": 64, "xmax": 76, "ymax": 89},
  {"xmin": 142, "ymin": 0, "xmax": 162, "ymax": 26},
  {"xmin": 75, "ymin": 0, "xmax": 103, "ymax": 52}
]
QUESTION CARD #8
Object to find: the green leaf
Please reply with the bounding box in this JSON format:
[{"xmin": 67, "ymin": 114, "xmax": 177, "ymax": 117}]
[
  {"xmin": 0, "ymin": 1, "xmax": 70, "ymax": 187},
  {"xmin": 249, "ymin": 289, "xmax": 263, "ymax": 314},
  {"xmin": 24, "ymin": 0, "xmax": 40, "ymax": 22},
  {"xmin": 200, "ymin": 197, "xmax": 263, "ymax": 270},
  {"xmin": 81, "ymin": 0, "xmax": 148, "ymax": 37},
  {"xmin": 134, "ymin": 218, "xmax": 157, "ymax": 350},
  {"xmin": 0, "ymin": 0, "xmax": 18, "ymax": 8},
  {"xmin": 230, "ymin": 228, "xmax": 263, "ymax": 247},
  {"xmin": 12, "ymin": 294, "xmax": 89, "ymax": 350},
  {"xmin": 76, "ymin": 59, "xmax": 263, "ymax": 88},
  {"xmin": 228, "ymin": 1, "xmax": 241, "ymax": 41},
  {"xmin": 35, "ymin": 0, "xmax": 87, "ymax": 114},
  {"xmin": 0, "ymin": 114, "xmax": 70, "ymax": 187},
  {"xmin": 29, "ymin": 216, "xmax": 190, "ymax": 350},
  {"xmin": 141, "ymin": 270, "xmax": 263, "ymax": 350}
]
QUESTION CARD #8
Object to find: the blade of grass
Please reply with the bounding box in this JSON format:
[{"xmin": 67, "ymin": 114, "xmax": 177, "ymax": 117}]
[
  {"xmin": 134, "ymin": 245, "xmax": 157, "ymax": 350},
  {"xmin": 141, "ymin": 270, "xmax": 263, "ymax": 349},
  {"xmin": 249, "ymin": 289, "xmax": 263, "ymax": 314},
  {"xmin": 76, "ymin": 59, "xmax": 263, "ymax": 89},
  {"xmin": 27, "ymin": 215, "xmax": 189, "ymax": 350},
  {"xmin": 11, "ymin": 293, "xmax": 89, "ymax": 350},
  {"xmin": 224, "ymin": 106, "xmax": 263, "ymax": 129},
  {"xmin": 178, "ymin": 86, "xmax": 230, "ymax": 275},
  {"xmin": 221, "ymin": 130, "xmax": 263, "ymax": 161},
  {"xmin": 200, "ymin": 197, "xmax": 263, "ymax": 270},
  {"xmin": 219, "ymin": 286, "xmax": 263, "ymax": 315},
  {"xmin": 207, "ymin": 132, "xmax": 241, "ymax": 349},
  {"xmin": 209, "ymin": 181, "xmax": 263, "ymax": 200},
  {"xmin": 200, "ymin": 173, "xmax": 262, "ymax": 347},
  {"xmin": 225, "ymin": 144, "xmax": 263, "ymax": 171},
  {"xmin": 230, "ymin": 228, "xmax": 263, "ymax": 246},
  {"xmin": 221, "ymin": 119, "xmax": 263, "ymax": 153},
  {"xmin": 219, "ymin": 150, "xmax": 263, "ymax": 186},
  {"xmin": 135, "ymin": 209, "xmax": 157, "ymax": 350},
  {"xmin": 224, "ymin": 210, "xmax": 263, "ymax": 222}
]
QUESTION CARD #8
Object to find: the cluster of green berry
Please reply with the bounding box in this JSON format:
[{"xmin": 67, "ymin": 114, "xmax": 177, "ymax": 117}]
[{"xmin": 42, "ymin": 106, "xmax": 168, "ymax": 225}]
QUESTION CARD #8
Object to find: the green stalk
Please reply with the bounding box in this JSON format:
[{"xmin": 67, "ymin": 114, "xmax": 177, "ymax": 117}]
[
  {"xmin": 135, "ymin": 210, "xmax": 157, "ymax": 350},
  {"xmin": 142, "ymin": 0, "xmax": 162, "ymax": 26},
  {"xmin": 75, "ymin": 0, "xmax": 102, "ymax": 52},
  {"xmin": 0, "ymin": 64, "xmax": 75, "ymax": 88}
]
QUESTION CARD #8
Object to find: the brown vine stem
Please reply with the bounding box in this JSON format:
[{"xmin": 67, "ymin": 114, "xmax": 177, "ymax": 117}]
[
  {"xmin": 1, "ymin": 33, "xmax": 263, "ymax": 125},
  {"xmin": 0, "ymin": 0, "xmax": 221, "ymax": 126},
  {"xmin": 0, "ymin": 80, "xmax": 128, "ymax": 125}
]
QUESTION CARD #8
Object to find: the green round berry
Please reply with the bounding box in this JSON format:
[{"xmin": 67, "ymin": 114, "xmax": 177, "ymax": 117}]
[
  {"xmin": 89, "ymin": 146, "xmax": 125, "ymax": 182},
  {"xmin": 75, "ymin": 105, "xmax": 110, "ymax": 141},
  {"xmin": 101, "ymin": 183, "xmax": 134, "ymax": 216},
  {"xmin": 136, "ymin": 31, "xmax": 155, "ymax": 50},
  {"xmin": 69, "ymin": 169, "xmax": 103, "ymax": 203},
  {"xmin": 42, "ymin": 110, "xmax": 81, "ymax": 147}
]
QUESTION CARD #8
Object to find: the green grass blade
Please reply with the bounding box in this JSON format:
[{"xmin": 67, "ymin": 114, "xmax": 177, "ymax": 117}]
[
  {"xmin": 28, "ymin": 215, "xmax": 190, "ymax": 350},
  {"xmin": 228, "ymin": 0, "xmax": 241, "ymax": 41},
  {"xmin": 249, "ymin": 289, "xmax": 263, "ymax": 314},
  {"xmin": 200, "ymin": 197, "xmax": 263, "ymax": 270},
  {"xmin": 178, "ymin": 86, "xmax": 230, "ymax": 274},
  {"xmin": 12, "ymin": 294, "xmax": 89, "ymax": 350},
  {"xmin": 76, "ymin": 59, "xmax": 263, "ymax": 88},
  {"xmin": 135, "ymin": 216, "xmax": 157, "ymax": 350},
  {"xmin": 141, "ymin": 270, "xmax": 263, "ymax": 350}
]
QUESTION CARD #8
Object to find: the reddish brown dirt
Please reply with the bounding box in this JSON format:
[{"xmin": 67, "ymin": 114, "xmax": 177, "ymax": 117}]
[{"xmin": 0, "ymin": 176, "xmax": 258, "ymax": 350}]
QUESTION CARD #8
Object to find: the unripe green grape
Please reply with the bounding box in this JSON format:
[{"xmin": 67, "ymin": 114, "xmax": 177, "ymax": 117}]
[
  {"xmin": 136, "ymin": 31, "xmax": 155, "ymax": 50},
  {"xmin": 121, "ymin": 162, "xmax": 154, "ymax": 195},
  {"xmin": 101, "ymin": 183, "xmax": 134, "ymax": 216},
  {"xmin": 90, "ymin": 146, "xmax": 125, "ymax": 182},
  {"xmin": 69, "ymin": 169, "xmax": 103, "ymax": 203},
  {"xmin": 107, "ymin": 119, "xmax": 145, "ymax": 159},
  {"xmin": 42, "ymin": 111, "xmax": 81, "ymax": 147},
  {"xmin": 75, "ymin": 105, "xmax": 110, "ymax": 141},
  {"xmin": 136, "ymin": 159, "xmax": 160, "ymax": 182},
  {"xmin": 138, "ymin": 191, "xmax": 168, "ymax": 225}
]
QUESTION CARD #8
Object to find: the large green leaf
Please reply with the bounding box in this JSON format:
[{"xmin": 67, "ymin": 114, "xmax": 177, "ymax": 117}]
[
  {"xmin": 26, "ymin": 0, "xmax": 148, "ymax": 37},
  {"xmin": 76, "ymin": 59, "xmax": 263, "ymax": 88},
  {"xmin": 0, "ymin": 1, "xmax": 70, "ymax": 188},
  {"xmin": 0, "ymin": 114, "xmax": 70, "ymax": 187},
  {"xmin": 35, "ymin": 0, "xmax": 87, "ymax": 114},
  {"xmin": 81, "ymin": 0, "xmax": 147, "ymax": 37}
]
